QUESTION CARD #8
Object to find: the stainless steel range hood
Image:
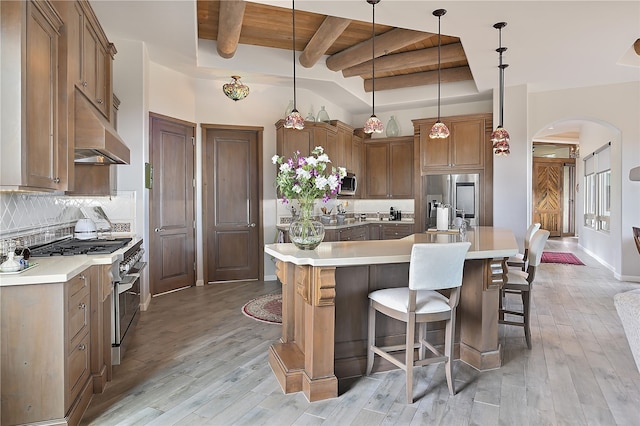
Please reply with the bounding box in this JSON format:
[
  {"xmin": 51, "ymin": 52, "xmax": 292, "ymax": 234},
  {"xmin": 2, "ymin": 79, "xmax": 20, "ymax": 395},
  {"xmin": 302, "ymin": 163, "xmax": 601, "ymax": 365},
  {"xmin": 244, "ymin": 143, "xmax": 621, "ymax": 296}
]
[{"xmin": 74, "ymin": 89, "xmax": 130, "ymax": 164}]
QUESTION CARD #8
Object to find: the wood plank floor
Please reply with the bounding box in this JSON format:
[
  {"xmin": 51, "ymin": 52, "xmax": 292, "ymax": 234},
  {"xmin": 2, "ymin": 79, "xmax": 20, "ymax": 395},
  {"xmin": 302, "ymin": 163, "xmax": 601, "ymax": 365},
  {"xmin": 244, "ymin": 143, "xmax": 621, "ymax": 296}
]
[{"xmin": 81, "ymin": 238, "xmax": 640, "ymax": 425}]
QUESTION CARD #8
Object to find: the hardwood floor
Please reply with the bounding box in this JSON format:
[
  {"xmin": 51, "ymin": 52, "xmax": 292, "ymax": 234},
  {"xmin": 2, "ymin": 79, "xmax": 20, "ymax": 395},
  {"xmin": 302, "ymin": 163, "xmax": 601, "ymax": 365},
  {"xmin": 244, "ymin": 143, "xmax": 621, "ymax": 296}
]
[{"xmin": 81, "ymin": 238, "xmax": 640, "ymax": 425}]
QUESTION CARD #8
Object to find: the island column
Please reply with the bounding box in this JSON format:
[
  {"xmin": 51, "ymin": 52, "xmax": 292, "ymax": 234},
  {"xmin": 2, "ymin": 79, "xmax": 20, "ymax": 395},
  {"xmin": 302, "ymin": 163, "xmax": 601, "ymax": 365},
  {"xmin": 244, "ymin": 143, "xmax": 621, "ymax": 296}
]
[{"xmin": 268, "ymin": 260, "xmax": 339, "ymax": 401}]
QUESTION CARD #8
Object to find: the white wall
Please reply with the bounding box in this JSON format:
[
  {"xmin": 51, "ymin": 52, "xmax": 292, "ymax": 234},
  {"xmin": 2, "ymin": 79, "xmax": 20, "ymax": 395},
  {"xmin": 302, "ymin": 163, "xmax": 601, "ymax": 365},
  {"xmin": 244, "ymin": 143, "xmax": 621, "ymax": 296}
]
[{"xmin": 529, "ymin": 82, "xmax": 640, "ymax": 281}]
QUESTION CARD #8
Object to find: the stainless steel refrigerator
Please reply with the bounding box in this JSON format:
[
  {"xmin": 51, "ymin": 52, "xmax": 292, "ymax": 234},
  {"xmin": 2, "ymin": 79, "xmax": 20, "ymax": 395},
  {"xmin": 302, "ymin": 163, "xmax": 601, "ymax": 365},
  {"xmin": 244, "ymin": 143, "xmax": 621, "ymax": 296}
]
[{"xmin": 423, "ymin": 173, "xmax": 480, "ymax": 230}]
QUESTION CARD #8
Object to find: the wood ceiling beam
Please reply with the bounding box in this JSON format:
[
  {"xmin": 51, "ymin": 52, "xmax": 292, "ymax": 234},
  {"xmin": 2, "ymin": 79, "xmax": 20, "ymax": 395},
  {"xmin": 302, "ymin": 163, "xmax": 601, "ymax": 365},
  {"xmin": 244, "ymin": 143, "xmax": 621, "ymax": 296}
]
[
  {"xmin": 363, "ymin": 66, "xmax": 473, "ymax": 92},
  {"xmin": 326, "ymin": 28, "xmax": 434, "ymax": 72},
  {"xmin": 300, "ymin": 16, "xmax": 352, "ymax": 68},
  {"xmin": 217, "ymin": 0, "xmax": 246, "ymax": 59},
  {"xmin": 342, "ymin": 43, "xmax": 465, "ymax": 78}
]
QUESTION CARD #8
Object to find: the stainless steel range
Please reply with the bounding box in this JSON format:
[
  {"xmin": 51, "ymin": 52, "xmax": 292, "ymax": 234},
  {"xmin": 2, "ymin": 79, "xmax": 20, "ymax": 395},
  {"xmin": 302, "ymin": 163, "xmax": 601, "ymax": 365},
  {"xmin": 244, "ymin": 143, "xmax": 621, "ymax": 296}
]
[
  {"xmin": 111, "ymin": 238, "xmax": 146, "ymax": 365},
  {"xmin": 30, "ymin": 237, "xmax": 132, "ymax": 256}
]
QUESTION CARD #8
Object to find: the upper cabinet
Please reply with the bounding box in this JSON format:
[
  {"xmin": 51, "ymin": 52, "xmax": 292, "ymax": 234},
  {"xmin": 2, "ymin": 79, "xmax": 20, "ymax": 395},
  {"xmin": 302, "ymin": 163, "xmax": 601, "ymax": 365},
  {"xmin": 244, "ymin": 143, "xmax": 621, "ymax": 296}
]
[
  {"xmin": 363, "ymin": 136, "xmax": 414, "ymax": 199},
  {"xmin": 414, "ymin": 113, "xmax": 492, "ymax": 172},
  {"xmin": 275, "ymin": 119, "xmax": 360, "ymax": 172},
  {"xmin": 0, "ymin": 0, "xmax": 67, "ymax": 191},
  {"xmin": 55, "ymin": 0, "xmax": 115, "ymax": 119}
]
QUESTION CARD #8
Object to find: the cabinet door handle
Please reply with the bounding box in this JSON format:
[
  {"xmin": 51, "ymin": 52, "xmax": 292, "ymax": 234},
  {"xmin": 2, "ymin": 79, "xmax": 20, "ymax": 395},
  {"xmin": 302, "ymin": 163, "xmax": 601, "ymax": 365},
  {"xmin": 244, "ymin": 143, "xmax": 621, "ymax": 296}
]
[
  {"xmin": 53, "ymin": 177, "xmax": 60, "ymax": 183},
  {"xmin": 82, "ymin": 81, "xmax": 88, "ymax": 87},
  {"xmin": 247, "ymin": 223, "xmax": 256, "ymax": 228},
  {"xmin": 96, "ymin": 98, "xmax": 104, "ymax": 104},
  {"xmin": 78, "ymin": 303, "xmax": 86, "ymax": 310},
  {"xmin": 78, "ymin": 344, "xmax": 86, "ymax": 351},
  {"xmin": 154, "ymin": 228, "xmax": 164, "ymax": 232},
  {"xmin": 79, "ymin": 274, "xmax": 86, "ymax": 280}
]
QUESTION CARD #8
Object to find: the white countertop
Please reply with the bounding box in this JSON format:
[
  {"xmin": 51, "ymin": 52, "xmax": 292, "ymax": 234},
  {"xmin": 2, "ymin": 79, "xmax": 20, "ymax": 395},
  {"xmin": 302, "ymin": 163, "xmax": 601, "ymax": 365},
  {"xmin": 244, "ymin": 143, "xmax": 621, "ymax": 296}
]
[
  {"xmin": 0, "ymin": 236, "xmax": 142, "ymax": 287},
  {"xmin": 265, "ymin": 226, "xmax": 518, "ymax": 267}
]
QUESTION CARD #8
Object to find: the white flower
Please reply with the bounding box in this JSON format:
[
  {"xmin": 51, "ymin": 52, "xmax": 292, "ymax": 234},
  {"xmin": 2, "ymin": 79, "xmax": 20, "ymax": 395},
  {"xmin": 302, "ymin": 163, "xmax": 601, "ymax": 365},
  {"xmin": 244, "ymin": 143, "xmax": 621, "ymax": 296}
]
[
  {"xmin": 306, "ymin": 156, "xmax": 318, "ymax": 167},
  {"xmin": 280, "ymin": 163, "xmax": 291, "ymax": 173},
  {"xmin": 315, "ymin": 176, "xmax": 329, "ymax": 189},
  {"xmin": 314, "ymin": 146, "xmax": 324, "ymax": 154},
  {"xmin": 327, "ymin": 174, "xmax": 339, "ymax": 190},
  {"xmin": 337, "ymin": 167, "xmax": 347, "ymax": 178},
  {"xmin": 296, "ymin": 168, "xmax": 311, "ymax": 180},
  {"xmin": 292, "ymin": 184, "xmax": 302, "ymax": 194},
  {"xmin": 271, "ymin": 154, "xmax": 280, "ymax": 164},
  {"xmin": 317, "ymin": 153, "xmax": 330, "ymax": 163}
]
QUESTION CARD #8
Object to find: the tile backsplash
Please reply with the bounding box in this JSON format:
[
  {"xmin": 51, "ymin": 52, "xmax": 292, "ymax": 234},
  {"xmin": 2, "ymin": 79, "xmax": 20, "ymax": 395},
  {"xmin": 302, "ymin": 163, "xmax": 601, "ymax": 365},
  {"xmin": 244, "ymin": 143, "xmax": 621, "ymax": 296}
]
[{"xmin": 0, "ymin": 191, "xmax": 136, "ymax": 254}]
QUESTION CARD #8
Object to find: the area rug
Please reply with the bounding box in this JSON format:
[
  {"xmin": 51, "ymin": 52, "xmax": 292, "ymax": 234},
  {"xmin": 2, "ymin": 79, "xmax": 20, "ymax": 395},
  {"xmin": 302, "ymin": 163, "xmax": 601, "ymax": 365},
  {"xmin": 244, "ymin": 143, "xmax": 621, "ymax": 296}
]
[
  {"xmin": 541, "ymin": 252, "xmax": 585, "ymax": 265},
  {"xmin": 242, "ymin": 293, "xmax": 282, "ymax": 324}
]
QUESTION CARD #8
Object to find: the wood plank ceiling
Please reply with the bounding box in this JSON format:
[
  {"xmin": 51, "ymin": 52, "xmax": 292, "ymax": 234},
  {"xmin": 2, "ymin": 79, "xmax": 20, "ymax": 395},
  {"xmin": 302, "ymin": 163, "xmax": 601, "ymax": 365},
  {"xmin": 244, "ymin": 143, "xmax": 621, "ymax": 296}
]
[{"xmin": 197, "ymin": 0, "xmax": 473, "ymax": 92}]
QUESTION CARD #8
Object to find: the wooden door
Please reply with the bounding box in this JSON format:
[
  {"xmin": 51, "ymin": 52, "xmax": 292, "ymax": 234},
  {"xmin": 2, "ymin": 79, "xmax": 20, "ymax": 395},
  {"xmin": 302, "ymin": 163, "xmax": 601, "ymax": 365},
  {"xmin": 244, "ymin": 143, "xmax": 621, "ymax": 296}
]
[
  {"xmin": 533, "ymin": 159, "xmax": 564, "ymax": 237},
  {"xmin": 149, "ymin": 113, "xmax": 196, "ymax": 295},
  {"xmin": 203, "ymin": 125, "xmax": 262, "ymax": 283}
]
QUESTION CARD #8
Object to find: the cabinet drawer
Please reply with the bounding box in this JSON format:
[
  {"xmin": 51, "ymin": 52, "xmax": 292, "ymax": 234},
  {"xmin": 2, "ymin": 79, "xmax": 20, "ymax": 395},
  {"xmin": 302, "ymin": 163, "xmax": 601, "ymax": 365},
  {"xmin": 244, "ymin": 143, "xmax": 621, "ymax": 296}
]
[
  {"xmin": 382, "ymin": 223, "xmax": 414, "ymax": 239},
  {"xmin": 67, "ymin": 331, "xmax": 91, "ymax": 408},
  {"xmin": 339, "ymin": 227, "xmax": 368, "ymax": 241},
  {"xmin": 67, "ymin": 273, "xmax": 90, "ymax": 344}
]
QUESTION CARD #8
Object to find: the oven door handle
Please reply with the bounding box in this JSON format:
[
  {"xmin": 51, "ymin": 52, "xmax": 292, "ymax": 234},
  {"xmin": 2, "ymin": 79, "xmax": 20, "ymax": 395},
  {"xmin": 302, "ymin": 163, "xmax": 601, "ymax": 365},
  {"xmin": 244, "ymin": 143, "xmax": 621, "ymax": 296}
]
[{"xmin": 117, "ymin": 275, "xmax": 138, "ymax": 294}]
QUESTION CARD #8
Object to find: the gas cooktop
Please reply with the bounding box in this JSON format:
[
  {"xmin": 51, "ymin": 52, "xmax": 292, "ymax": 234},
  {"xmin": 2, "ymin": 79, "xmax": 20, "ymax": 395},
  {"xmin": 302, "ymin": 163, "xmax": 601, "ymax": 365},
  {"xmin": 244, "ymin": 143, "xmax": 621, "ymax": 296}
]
[{"xmin": 30, "ymin": 238, "xmax": 132, "ymax": 257}]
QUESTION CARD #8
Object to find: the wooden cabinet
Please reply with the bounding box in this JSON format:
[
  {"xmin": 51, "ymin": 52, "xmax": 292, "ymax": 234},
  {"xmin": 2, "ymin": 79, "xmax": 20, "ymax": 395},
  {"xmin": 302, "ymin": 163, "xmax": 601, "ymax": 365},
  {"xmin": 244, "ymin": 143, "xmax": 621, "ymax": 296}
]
[
  {"xmin": 364, "ymin": 136, "xmax": 414, "ymax": 199},
  {"xmin": 415, "ymin": 113, "xmax": 492, "ymax": 172},
  {"xmin": 338, "ymin": 226, "xmax": 368, "ymax": 241},
  {"xmin": 57, "ymin": 0, "xmax": 115, "ymax": 119},
  {"xmin": 0, "ymin": 0, "xmax": 68, "ymax": 191},
  {"xmin": 1, "ymin": 269, "xmax": 95, "ymax": 426},
  {"xmin": 369, "ymin": 222, "xmax": 415, "ymax": 240},
  {"xmin": 275, "ymin": 120, "xmax": 361, "ymax": 171}
]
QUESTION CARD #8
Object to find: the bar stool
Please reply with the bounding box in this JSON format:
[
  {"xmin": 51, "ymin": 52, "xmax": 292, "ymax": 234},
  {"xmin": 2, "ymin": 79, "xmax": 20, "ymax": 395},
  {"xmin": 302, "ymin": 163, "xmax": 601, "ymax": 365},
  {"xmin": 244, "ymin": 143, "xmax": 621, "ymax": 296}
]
[
  {"xmin": 507, "ymin": 222, "xmax": 541, "ymax": 271},
  {"xmin": 499, "ymin": 229, "xmax": 550, "ymax": 349},
  {"xmin": 366, "ymin": 241, "xmax": 471, "ymax": 403}
]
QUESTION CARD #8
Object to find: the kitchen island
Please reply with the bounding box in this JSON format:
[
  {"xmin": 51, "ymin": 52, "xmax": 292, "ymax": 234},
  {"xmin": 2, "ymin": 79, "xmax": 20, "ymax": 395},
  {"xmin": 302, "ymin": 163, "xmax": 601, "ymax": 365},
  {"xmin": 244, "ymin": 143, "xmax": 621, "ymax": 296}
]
[{"xmin": 264, "ymin": 227, "xmax": 518, "ymax": 402}]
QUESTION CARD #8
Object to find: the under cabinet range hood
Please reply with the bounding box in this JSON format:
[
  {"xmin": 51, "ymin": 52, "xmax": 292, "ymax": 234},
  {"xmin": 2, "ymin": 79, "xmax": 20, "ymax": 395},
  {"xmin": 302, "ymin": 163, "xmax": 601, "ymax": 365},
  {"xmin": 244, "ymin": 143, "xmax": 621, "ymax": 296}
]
[{"xmin": 74, "ymin": 89, "xmax": 130, "ymax": 164}]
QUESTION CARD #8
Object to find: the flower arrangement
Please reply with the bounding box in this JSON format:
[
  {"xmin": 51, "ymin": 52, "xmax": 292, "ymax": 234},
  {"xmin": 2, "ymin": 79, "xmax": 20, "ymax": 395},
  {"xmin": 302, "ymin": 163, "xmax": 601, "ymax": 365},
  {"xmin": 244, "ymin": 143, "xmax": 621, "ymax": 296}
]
[{"xmin": 272, "ymin": 146, "xmax": 346, "ymax": 205}]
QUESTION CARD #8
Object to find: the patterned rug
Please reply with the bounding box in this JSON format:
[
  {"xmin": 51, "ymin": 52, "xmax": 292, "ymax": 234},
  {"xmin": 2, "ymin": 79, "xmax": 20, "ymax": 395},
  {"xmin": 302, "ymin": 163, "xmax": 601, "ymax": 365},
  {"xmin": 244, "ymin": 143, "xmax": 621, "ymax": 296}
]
[
  {"xmin": 541, "ymin": 252, "xmax": 585, "ymax": 265},
  {"xmin": 241, "ymin": 293, "xmax": 282, "ymax": 324}
]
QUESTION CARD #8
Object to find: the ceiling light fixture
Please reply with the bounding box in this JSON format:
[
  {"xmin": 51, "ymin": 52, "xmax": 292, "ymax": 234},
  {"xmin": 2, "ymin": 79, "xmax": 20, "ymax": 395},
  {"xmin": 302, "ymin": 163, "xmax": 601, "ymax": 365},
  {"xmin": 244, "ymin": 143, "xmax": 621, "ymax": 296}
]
[
  {"xmin": 222, "ymin": 75, "xmax": 249, "ymax": 101},
  {"xmin": 429, "ymin": 9, "xmax": 449, "ymax": 139},
  {"xmin": 492, "ymin": 22, "xmax": 510, "ymax": 156},
  {"xmin": 364, "ymin": 0, "xmax": 383, "ymax": 134},
  {"xmin": 284, "ymin": 0, "xmax": 304, "ymax": 130}
]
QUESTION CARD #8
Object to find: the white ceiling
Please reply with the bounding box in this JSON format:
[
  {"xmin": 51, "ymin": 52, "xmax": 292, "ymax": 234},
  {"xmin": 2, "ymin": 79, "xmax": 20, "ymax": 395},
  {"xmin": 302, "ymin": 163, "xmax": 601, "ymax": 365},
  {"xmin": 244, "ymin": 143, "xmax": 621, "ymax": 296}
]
[{"xmin": 91, "ymin": 0, "xmax": 640, "ymax": 118}]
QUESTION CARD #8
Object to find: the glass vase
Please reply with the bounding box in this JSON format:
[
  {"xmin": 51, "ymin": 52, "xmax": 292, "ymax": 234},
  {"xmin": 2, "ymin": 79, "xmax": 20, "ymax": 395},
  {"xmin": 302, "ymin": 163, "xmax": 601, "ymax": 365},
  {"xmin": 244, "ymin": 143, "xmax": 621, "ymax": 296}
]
[
  {"xmin": 386, "ymin": 115, "xmax": 400, "ymax": 137},
  {"xmin": 289, "ymin": 199, "xmax": 325, "ymax": 250},
  {"xmin": 316, "ymin": 106, "xmax": 330, "ymax": 123}
]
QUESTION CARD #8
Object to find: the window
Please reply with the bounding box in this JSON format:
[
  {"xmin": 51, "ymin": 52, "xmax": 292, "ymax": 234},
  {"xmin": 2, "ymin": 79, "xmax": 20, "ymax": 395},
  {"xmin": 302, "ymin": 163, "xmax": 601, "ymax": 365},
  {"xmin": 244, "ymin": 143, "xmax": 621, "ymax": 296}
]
[{"xmin": 583, "ymin": 143, "xmax": 611, "ymax": 232}]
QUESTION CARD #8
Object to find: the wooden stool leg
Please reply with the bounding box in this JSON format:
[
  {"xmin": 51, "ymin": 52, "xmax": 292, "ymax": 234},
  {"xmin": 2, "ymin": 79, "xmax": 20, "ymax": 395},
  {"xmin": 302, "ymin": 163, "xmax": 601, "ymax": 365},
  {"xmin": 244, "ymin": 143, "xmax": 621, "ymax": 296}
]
[
  {"xmin": 406, "ymin": 315, "xmax": 416, "ymax": 403},
  {"xmin": 366, "ymin": 302, "xmax": 375, "ymax": 375},
  {"xmin": 445, "ymin": 310, "xmax": 456, "ymax": 395},
  {"xmin": 522, "ymin": 290, "xmax": 532, "ymax": 349}
]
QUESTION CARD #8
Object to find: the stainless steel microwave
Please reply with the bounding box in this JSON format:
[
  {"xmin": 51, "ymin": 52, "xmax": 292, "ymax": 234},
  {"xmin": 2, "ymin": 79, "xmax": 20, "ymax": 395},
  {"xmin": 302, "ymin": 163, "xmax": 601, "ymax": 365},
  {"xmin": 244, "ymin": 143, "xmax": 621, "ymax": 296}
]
[{"xmin": 339, "ymin": 173, "xmax": 357, "ymax": 196}]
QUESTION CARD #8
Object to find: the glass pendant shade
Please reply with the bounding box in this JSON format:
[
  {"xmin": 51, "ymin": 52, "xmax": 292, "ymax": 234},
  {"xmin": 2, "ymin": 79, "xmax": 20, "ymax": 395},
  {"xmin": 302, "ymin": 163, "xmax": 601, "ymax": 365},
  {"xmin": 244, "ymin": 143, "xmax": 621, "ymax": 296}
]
[
  {"xmin": 491, "ymin": 126, "xmax": 510, "ymax": 156},
  {"xmin": 429, "ymin": 121, "xmax": 450, "ymax": 139},
  {"xmin": 285, "ymin": 109, "xmax": 305, "ymax": 130},
  {"xmin": 364, "ymin": 115, "xmax": 384, "ymax": 134},
  {"xmin": 222, "ymin": 76, "xmax": 249, "ymax": 101}
]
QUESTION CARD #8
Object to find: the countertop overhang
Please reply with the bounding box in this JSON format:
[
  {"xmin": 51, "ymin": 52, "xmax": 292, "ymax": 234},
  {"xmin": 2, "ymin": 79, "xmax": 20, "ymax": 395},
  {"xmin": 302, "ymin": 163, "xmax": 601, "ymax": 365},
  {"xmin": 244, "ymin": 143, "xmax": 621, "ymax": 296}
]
[
  {"xmin": 0, "ymin": 236, "xmax": 142, "ymax": 286},
  {"xmin": 276, "ymin": 218, "xmax": 414, "ymax": 231},
  {"xmin": 265, "ymin": 226, "xmax": 518, "ymax": 267}
]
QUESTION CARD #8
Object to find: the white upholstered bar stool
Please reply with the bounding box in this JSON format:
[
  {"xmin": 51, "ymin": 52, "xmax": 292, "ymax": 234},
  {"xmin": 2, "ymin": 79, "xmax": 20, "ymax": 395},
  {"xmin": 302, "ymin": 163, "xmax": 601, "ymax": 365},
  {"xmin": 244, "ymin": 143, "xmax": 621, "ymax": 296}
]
[
  {"xmin": 366, "ymin": 242, "xmax": 471, "ymax": 403},
  {"xmin": 506, "ymin": 222, "xmax": 541, "ymax": 271},
  {"xmin": 499, "ymin": 229, "xmax": 550, "ymax": 349}
]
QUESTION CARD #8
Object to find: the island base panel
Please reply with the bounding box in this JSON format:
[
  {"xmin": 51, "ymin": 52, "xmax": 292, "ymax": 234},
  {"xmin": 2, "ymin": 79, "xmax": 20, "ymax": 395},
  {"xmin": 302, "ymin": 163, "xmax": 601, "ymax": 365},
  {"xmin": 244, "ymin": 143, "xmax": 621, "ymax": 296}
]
[{"xmin": 268, "ymin": 343, "xmax": 304, "ymax": 394}]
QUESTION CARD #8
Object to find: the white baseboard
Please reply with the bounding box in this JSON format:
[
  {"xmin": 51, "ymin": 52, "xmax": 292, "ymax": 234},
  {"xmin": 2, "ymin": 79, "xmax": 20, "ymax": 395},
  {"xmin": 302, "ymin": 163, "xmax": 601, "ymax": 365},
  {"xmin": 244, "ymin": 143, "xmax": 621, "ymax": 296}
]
[{"xmin": 196, "ymin": 279, "xmax": 204, "ymax": 286}]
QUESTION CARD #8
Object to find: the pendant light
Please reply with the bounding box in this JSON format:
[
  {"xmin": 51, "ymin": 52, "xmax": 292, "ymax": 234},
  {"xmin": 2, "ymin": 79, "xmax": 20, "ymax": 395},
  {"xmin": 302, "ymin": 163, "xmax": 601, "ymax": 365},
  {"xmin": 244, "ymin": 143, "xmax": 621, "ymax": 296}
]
[
  {"xmin": 429, "ymin": 9, "xmax": 450, "ymax": 139},
  {"xmin": 491, "ymin": 22, "xmax": 510, "ymax": 156},
  {"xmin": 284, "ymin": 0, "xmax": 304, "ymax": 130},
  {"xmin": 364, "ymin": 0, "xmax": 383, "ymax": 134}
]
